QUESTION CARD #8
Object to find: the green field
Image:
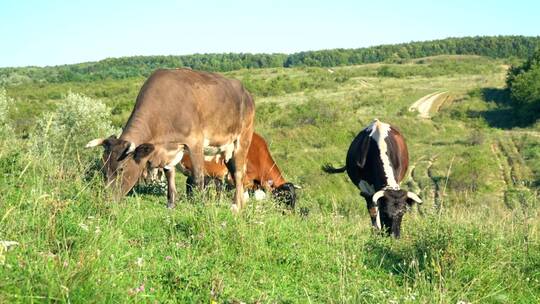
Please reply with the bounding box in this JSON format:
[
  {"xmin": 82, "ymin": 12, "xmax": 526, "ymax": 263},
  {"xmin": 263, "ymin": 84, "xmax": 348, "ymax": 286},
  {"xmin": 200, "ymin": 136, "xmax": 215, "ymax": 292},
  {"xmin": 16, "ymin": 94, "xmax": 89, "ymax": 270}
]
[{"xmin": 1, "ymin": 55, "xmax": 539, "ymax": 303}]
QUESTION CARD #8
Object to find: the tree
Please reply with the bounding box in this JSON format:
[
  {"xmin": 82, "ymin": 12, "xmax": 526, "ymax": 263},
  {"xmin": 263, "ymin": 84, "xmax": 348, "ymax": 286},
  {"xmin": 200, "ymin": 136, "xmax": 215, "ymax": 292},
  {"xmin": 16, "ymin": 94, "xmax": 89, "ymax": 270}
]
[{"xmin": 506, "ymin": 48, "xmax": 540, "ymax": 122}]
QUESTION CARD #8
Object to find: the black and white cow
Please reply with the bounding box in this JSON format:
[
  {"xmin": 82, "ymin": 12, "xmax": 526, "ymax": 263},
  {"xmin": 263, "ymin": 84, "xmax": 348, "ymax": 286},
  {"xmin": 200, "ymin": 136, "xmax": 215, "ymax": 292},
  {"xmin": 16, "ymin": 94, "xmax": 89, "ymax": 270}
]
[{"xmin": 323, "ymin": 119, "xmax": 422, "ymax": 238}]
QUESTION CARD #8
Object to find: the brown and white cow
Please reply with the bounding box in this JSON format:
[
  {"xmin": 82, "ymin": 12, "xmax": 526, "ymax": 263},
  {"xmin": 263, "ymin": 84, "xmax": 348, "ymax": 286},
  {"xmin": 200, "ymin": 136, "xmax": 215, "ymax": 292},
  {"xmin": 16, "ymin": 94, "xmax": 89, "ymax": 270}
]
[
  {"xmin": 86, "ymin": 69, "xmax": 255, "ymax": 212},
  {"xmin": 322, "ymin": 119, "xmax": 422, "ymax": 238},
  {"xmin": 181, "ymin": 132, "xmax": 297, "ymax": 208}
]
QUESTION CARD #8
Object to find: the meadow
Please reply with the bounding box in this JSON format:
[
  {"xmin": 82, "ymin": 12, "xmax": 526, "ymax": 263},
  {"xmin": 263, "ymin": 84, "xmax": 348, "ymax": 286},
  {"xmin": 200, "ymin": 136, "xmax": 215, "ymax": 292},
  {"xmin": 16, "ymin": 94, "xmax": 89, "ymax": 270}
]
[{"xmin": 0, "ymin": 55, "xmax": 539, "ymax": 303}]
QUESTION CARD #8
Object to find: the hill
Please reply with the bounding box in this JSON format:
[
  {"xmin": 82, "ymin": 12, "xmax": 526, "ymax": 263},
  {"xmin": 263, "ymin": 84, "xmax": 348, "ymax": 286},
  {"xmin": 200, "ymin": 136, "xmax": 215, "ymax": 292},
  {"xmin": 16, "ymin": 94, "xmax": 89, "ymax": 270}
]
[
  {"xmin": 0, "ymin": 54, "xmax": 539, "ymax": 302},
  {"xmin": 1, "ymin": 35, "xmax": 539, "ymax": 86}
]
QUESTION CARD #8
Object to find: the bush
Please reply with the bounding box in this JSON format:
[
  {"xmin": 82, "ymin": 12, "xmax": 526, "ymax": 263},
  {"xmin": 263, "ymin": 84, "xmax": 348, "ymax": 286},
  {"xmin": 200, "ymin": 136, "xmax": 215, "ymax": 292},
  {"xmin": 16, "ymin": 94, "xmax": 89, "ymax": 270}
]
[
  {"xmin": 506, "ymin": 49, "xmax": 540, "ymax": 122},
  {"xmin": 467, "ymin": 128, "xmax": 485, "ymax": 146},
  {"xmin": 30, "ymin": 92, "xmax": 116, "ymax": 164},
  {"xmin": 0, "ymin": 88, "xmax": 13, "ymax": 139},
  {"xmin": 448, "ymin": 147, "xmax": 497, "ymax": 194},
  {"xmin": 509, "ymin": 66, "xmax": 540, "ymax": 109}
]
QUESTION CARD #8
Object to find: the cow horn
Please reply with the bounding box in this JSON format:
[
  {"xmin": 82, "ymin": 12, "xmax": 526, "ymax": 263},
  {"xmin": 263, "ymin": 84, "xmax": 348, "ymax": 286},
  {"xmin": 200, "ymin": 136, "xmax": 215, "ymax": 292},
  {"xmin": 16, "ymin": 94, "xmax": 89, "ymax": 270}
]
[
  {"xmin": 116, "ymin": 141, "xmax": 137, "ymax": 161},
  {"xmin": 407, "ymin": 192, "xmax": 423, "ymax": 204},
  {"xmin": 372, "ymin": 190, "xmax": 385, "ymax": 204},
  {"xmin": 127, "ymin": 142, "xmax": 136, "ymax": 154},
  {"xmin": 293, "ymin": 184, "xmax": 302, "ymax": 189},
  {"xmin": 86, "ymin": 138, "xmax": 105, "ymax": 148}
]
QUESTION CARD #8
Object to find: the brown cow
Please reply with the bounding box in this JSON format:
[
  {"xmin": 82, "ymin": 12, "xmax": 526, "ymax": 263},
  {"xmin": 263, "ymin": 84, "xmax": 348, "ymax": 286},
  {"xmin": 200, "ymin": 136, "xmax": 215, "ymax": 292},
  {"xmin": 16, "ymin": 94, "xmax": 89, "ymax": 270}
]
[
  {"xmin": 181, "ymin": 133, "xmax": 297, "ymax": 208},
  {"xmin": 86, "ymin": 69, "xmax": 255, "ymax": 212},
  {"xmin": 323, "ymin": 119, "xmax": 422, "ymax": 238}
]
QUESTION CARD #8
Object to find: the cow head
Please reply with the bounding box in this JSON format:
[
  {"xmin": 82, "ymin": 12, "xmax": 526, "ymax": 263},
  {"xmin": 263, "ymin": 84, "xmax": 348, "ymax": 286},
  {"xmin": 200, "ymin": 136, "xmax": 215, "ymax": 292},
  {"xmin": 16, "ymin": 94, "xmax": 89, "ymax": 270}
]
[
  {"xmin": 372, "ymin": 189, "xmax": 422, "ymax": 238},
  {"xmin": 272, "ymin": 182, "xmax": 297, "ymax": 209},
  {"xmin": 86, "ymin": 137, "xmax": 155, "ymax": 200}
]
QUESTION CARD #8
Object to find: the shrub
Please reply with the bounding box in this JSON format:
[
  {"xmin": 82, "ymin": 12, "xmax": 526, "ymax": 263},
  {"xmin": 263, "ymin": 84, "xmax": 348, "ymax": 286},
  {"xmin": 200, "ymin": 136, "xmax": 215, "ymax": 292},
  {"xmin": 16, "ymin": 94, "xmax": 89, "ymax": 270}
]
[
  {"xmin": 0, "ymin": 88, "xmax": 13, "ymax": 139},
  {"xmin": 509, "ymin": 66, "xmax": 540, "ymax": 110},
  {"xmin": 448, "ymin": 147, "xmax": 497, "ymax": 194},
  {"xmin": 467, "ymin": 128, "xmax": 485, "ymax": 146},
  {"xmin": 506, "ymin": 48, "xmax": 540, "ymax": 122},
  {"xmin": 30, "ymin": 92, "xmax": 116, "ymax": 164}
]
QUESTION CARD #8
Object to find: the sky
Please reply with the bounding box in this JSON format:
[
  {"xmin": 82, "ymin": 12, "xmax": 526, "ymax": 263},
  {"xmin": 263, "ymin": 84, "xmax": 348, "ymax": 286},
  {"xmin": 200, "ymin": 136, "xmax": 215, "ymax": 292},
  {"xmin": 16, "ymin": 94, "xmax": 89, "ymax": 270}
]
[{"xmin": 0, "ymin": 0, "xmax": 539, "ymax": 67}]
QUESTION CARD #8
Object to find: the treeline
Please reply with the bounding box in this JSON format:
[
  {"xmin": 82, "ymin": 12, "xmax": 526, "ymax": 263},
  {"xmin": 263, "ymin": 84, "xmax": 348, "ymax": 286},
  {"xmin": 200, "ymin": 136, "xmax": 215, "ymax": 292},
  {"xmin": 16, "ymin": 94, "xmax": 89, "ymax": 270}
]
[
  {"xmin": 1, "ymin": 35, "xmax": 539, "ymax": 85},
  {"xmin": 284, "ymin": 36, "xmax": 540, "ymax": 67},
  {"xmin": 0, "ymin": 53, "xmax": 288, "ymax": 85}
]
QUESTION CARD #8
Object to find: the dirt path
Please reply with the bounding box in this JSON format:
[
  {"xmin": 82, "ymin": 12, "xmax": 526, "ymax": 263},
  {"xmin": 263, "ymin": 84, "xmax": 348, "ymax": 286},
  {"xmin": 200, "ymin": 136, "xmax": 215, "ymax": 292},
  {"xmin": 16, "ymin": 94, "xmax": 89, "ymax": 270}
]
[
  {"xmin": 506, "ymin": 130, "xmax": 540, "ymax": 138},
  {"xmin": 409, "ymin": 91, "xmax": 449, "ymax": 118},
  {"xmin": 490, "ymin": 135, "xmax": 535, "ymax": 209}
]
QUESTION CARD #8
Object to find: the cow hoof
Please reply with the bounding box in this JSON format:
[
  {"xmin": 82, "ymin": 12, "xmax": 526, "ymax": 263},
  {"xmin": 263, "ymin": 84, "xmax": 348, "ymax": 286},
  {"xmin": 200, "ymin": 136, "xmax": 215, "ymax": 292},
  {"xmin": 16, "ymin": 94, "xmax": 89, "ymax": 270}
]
[
  {"xmin": 230, "ymin": 204, "xmax": 240, "ymax": 213},
  {"xmin": 167, "ymin": 203, "xmax": 176, "ymax": 209}
]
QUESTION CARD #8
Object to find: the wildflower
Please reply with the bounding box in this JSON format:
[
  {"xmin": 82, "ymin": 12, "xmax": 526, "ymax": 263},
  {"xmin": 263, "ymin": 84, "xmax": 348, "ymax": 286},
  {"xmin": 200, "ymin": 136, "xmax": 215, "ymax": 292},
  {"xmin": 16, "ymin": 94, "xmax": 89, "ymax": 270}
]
[
  {"xmin": 0, "ymin": 241, "xmax": 19, "ymax": 249},
  {"xmin": 0, "ymin": 241, "xmax": 19, "ymax": 265},
  {"xmin": 137, "ymin": 284, "xmax": 145, "ymax": 292},
  {"xmin": 165, "ymin": 256, "xmax": 172, "ymax": 261},
  {"xmin": 128, "ymin": 283, "xmax": 146, "ymax": 296},
  {"xmin": 136, "ymin": 257, "xmax": 143, "ymax": 267},
  {"xmin": 79, "ymin": 223, "xmax": 89, "ymax": 232}
]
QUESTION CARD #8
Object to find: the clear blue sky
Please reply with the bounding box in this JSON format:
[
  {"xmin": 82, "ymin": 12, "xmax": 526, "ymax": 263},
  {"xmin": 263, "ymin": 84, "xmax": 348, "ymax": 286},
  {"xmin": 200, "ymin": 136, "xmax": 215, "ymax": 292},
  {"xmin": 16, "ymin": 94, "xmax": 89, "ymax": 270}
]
[{"xmin": 1, "ymin": 0, "xmax": 539, "ymax": 67}]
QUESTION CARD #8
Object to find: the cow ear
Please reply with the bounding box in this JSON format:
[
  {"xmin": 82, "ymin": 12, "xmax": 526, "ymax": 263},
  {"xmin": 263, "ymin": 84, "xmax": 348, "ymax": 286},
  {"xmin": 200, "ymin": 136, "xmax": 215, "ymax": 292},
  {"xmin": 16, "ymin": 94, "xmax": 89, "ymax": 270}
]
[
  {"xmin": 117, "ymin": 141, "xmax": 136, "ymax": 161},
  {"xmin": 406, "ymin": 192, "xmax": 422, "ymax": 205},
  {"xmin": 133, "ymin": 143, "xmax": 155, "ymax": 163}
]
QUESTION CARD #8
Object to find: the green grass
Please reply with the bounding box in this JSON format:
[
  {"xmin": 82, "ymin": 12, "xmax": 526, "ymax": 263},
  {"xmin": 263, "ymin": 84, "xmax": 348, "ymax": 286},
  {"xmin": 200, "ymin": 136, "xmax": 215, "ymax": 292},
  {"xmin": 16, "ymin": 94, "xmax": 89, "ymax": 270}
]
[{"xmin": 1, "ymin": 55, "xmax": 539, "ymax": 303}]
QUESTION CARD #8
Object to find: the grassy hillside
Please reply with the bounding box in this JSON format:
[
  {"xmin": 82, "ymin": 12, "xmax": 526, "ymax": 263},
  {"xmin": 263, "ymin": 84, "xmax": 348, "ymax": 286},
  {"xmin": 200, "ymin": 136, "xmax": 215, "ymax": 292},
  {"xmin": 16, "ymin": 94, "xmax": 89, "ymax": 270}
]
[{"xmin": 0, "ymin": 55, "xmax": 539, "ymax": 303}]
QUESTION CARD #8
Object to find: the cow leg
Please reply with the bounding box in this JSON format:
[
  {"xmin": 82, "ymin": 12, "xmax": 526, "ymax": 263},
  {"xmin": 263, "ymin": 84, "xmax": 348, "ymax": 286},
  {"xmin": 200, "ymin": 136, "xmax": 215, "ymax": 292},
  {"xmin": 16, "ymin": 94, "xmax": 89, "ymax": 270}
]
[
  {"xmin": 164, "ymin": 167, "xmax": 176, "ymax": 208},
  {"xmin": 213, "ymin": 178, "xmax": 225, "ymax": 199},
  {"xmin": 225, "ymin": 158, "xmax": 242, "ymax": 212},
  {"xmin": 226, "ymin": 137, "xmax": 251, "ymax": 213},
  {"xmin": 188, "ymin": 145, "xmax": 205, "ymax": 196},
  {"xmin": 186, "ymin": 175, "xmax": 213, "ymax": 198},
  {"xmin": 185, "ymin": 175, "xmax": 194, "ymax": 197},
  {"xmin": 362, "ymin": 192, "xmax": 381, "ymax": 230}
]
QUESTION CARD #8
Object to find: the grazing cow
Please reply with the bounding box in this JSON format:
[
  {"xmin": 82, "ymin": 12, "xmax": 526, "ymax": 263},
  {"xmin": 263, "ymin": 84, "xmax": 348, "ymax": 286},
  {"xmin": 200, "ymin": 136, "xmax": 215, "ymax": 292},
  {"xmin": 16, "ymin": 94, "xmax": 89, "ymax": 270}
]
[
  {"xmin": 86, "ymin": 69, "xmax": 255, "ymax": 212},
  {"xmin": 181, "ymin": 133, "xmax": 297, "ymax": 208},
  {"xmin": 322, "ymin": 119, "xmax": 422, "ymax": 238}
]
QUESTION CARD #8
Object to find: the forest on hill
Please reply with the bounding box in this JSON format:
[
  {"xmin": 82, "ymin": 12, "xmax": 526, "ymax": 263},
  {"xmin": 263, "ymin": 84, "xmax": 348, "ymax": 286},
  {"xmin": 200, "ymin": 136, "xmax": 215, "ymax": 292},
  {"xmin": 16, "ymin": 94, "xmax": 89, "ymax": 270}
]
[{"xmin": 1, "ymin": 35, "xmax": 539, "ymax": 85}]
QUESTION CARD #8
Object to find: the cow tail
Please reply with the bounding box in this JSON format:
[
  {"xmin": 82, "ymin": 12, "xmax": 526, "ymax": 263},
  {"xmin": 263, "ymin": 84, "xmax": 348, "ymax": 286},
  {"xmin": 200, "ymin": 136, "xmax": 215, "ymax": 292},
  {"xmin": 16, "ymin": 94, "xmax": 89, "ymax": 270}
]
[{"xmin": 322, "ymin": 164, "xmax": 347, "ymax": 174}]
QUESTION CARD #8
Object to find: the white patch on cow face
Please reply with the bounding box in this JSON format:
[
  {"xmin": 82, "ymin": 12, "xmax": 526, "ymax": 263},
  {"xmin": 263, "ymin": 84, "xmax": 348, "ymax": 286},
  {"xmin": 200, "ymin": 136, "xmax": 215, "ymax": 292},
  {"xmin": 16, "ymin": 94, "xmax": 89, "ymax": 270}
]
[
  {"xmin": 254, "ymin": 189, "xmax": 266, "ymax": 201},
  {"xmin": 358, "ymin": 180, "xmax": 375, "ymax": 195},
  {"xmin": 366, "ymin": 119, "xmax": 399, "ymax": 189}
]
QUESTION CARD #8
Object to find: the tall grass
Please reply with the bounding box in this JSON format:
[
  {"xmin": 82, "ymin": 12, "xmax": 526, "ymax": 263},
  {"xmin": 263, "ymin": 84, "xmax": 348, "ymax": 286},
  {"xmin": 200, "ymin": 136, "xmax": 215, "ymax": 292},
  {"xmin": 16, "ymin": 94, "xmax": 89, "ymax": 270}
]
[{"xmin": 1, "ymin": 146, "xmax": 538, "ymax": 302}]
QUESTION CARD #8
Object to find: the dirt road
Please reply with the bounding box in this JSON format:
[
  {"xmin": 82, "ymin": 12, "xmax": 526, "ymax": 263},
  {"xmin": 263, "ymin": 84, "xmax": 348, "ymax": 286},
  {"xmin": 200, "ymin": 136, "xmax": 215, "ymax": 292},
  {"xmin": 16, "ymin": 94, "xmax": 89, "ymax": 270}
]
[{"xmin": 409, "ymin": 91, "xmax": 449, "ymax": 118}]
